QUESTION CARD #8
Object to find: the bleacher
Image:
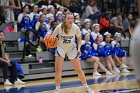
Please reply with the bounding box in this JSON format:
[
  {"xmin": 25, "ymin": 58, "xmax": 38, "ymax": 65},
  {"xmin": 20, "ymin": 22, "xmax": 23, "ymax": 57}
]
[{"xmin": 0, "ymin": 31, "xmax": 133, "ymax": 83}]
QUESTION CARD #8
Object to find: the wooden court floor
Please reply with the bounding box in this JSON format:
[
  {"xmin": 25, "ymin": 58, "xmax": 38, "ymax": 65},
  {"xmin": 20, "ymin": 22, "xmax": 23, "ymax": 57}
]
[{"xmin": 0, "ymin": 72, "xmax": 139, "ymax": 93}]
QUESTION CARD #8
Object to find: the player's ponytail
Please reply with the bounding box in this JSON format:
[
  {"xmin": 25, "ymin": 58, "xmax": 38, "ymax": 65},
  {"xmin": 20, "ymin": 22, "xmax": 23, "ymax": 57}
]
[{"xmin": 61, "ymin": 12, "xmax": 73, "ymax": 34}]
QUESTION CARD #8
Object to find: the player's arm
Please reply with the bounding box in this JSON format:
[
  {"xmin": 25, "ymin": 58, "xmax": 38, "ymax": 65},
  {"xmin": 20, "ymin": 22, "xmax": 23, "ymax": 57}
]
[
  {"xmin": 114, "ymin": 22, "xmax": 123, "ymax": 30},
  {"xmin": 77, "ymin": 35, "xmax": 82, "ymax": 52},
  {"xmin": 76, "ymin": 26, "xmax": 82, "ymax": 51}
]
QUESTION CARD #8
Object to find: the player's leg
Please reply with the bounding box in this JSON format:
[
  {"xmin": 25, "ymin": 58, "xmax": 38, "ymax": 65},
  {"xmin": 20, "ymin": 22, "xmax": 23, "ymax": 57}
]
[
  {"xmin": 55, "ymin": 56, "xmax": 64, "ymax": 93},
  {"xmin": 55, "ymin": 47, "xmax": 65, "ymax": 93},
  {"xmin": 70, "ymin": 58, "xmax": 94, "ymax": 93}
]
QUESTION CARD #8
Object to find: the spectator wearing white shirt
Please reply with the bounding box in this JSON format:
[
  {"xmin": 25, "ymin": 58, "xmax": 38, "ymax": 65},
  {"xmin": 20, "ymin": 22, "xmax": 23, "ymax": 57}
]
[
  {"xmin": 56, "ymin": 11, "xmax": 64, "ymax": 24},
  {"xmin": 74, "ymin": 12, "xmax": 80, "ymax": 21},
  {"xmin": 81, "ymin": 19, "xmax": 91, "ymax": 38},
  {"xmin": 91, "ymin": 24, "xmax": 100, "ymax": 41},
  {"xmin": 46, "ymin": 13, "xmax": 55, "ymax": 30},
  {"xmin": 39, "ymin": 5, "xmax": 48, "ymax": 16},
  {"xmin": 35, "ymin": 14, "xmax": 49, "ymax": 51},
  {"xmin": 29, "ymin": 5, "xmax": 39, "ymax": 30},
  {"xmin": 111, "ymin": 32, "xmax": 130, "ymax": 73},
  {"xmin": 75, "ymin": 20, "xmax": 82, "ymax": 37},
  {"xmin": 81, "ymin": 34, "xmax": 112, "ymax": 76},
  {"xmin": 18, "ymin": 4, "xmax": 31, "ymax": 32}
]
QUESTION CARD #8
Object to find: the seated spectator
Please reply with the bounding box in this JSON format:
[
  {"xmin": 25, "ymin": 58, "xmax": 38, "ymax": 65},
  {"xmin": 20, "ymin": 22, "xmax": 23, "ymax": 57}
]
[
  {"xmin": 46, "ymin": 13, "xmax": 55, "ymax": 30},
  {"xmin": 56, "ymin": 11, "xmax": 64, "ymax": 24},
  {"xmin": 91, "ymin": 24, "xmax": 100, "ymax": 41},
  {"xmin": 58, "ymin": 5, "xmax": 66, "ymax": 14},
  {"xmin": 75, "ymin": 20, "xmax": 82, "ymax": 37},
  {"xmin": 74, "ymin": 12, "xmax": 80, "ymax": 21},
  {"xmin": 80, "ymin": 34, "xmax": 112, "ymax": 76},
  {"xmin": 111, "ymin": 32, "xmax": 130, "ymax": 73},
  {"xmin": 82, "ymin": 0, "xmax": 101, "ymax": 23},
  {"xmin": 111, "ymin": 13, "xmax": 123, "ymax": 27},
  {"xmin": 0, "ymin": 0, "xmax": 20, "ymax": 22},
  {"xmin": 94, "ymin": 33, "xmax": 120, "ymax": 74},
  {"xmin": 47, "ymin": 21, "xmax": 59, "ymax": 53},
  {"xmin": 99, "ymin": 12, "xmax": 113, "ymax": 35},
  {"xmin": 127, "ymin": 13, "xmax": 133, "ymax": 24},
  {"xmin": 129, "ymin": 20, "xmax": 137, "ymax": 36},
  {"xmin": 75, "ymin": 20, "xmax": 82, "ymax": 31},
  {"xmin": 29, "ymin": 5, "xmax": 39, "ymax": 30},
  {"xmin": 102, "ymin": 32, "xmax": 121, "ymax": 74},
  {"xmin": 111, "ymin": 12, "xmax": 125, "ymax": 36},
  {"xmin": 122, "ymin": 13, "xmax": 133, "ymax": 38},
  {"xmin": 35, "ymin": 14, "xmax": 49, "ymax": 51},
  {"xmin": 48, "ymin": 5, "xmax": 55, "ymax": 15},
  {"xmin": 18, "ymin": 4, "xmax": 32, "ymax": 31},
  {"xmin": 81, "ymin": 19, "xmax": 91, "ymax": 38},
  {"xmin": 48, "ymin": 21, "xmax": 59, "ymax": 35},
  {"xmin": 39, "ymin": 5, "xmax": 48, "ymax": 16},
  {"xmin": 0, "ymin": 31, "xmax": 25, "ymax": 85}
]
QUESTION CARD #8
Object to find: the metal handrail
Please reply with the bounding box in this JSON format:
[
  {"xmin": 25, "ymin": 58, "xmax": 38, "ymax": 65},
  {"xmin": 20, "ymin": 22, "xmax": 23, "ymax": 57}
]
[{"xmin": 22, "ymin": 29, "xmax": 40, "ymax": 61}]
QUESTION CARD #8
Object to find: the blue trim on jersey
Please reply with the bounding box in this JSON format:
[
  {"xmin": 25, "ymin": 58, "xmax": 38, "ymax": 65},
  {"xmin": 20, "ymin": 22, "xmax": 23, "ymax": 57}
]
[
  {"xmin": 75, "ymin": 54, "xmax": 79, "ymax": 59},
  {"xmin": 57, "ymin": 50, "xmax": 61, "ymax": 57}
]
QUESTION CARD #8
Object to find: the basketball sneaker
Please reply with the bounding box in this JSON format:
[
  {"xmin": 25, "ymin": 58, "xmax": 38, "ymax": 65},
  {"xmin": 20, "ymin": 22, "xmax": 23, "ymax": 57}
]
[
  {"xmin": 4, "ymin": 79, "xmax": 13, "ymax": 86},
  {"xmin": 14, "ymin": 78, "xmax": 26, "ymax": 85},
  {"xmin": 55, "ymin": 89, "xmax": 60, "ymax": 93},
  {"xmin": 86, "ymin": 88, "xmax": 94, "ymax": 93}
]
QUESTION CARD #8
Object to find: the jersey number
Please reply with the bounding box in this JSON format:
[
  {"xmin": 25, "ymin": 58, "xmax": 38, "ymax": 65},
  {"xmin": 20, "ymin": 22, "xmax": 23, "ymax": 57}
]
[{"xmin": 63, "ymin": 39, "xmax": 71, "ymax": 43}]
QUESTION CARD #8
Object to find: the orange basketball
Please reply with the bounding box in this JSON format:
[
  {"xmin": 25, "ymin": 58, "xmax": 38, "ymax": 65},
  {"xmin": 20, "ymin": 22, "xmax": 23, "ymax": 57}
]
[{"xmin": 44, "ymin": 35, "xmax": 58, "ymax": 48}]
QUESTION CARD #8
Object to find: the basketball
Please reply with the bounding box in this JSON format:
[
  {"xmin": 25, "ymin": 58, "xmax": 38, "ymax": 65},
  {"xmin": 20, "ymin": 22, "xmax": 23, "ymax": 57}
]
[{"xmin": 44, "ymin": 34, "xmax": 58, "ymax": 48}]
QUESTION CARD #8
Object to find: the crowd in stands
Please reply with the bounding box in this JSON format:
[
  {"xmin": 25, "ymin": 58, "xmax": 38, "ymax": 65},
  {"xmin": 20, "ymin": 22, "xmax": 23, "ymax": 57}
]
[{"xmin": 0, "ymin": 0, "xmax": 139, "ymax": 85}]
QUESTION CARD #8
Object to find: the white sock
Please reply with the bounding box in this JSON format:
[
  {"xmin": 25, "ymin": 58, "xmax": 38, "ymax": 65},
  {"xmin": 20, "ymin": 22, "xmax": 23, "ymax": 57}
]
[
  {"xmin": 83, "ymin": 84, "xmax": 89, "ymax": 90},
  {"xmin": 56, "ymin": 86, "xmax": 60, "ymax": 91}
]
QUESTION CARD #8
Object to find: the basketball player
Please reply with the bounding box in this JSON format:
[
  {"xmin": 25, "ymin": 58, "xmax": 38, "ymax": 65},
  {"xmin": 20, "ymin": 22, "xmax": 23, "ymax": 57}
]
[
  {"xmin": 131, "ymin": 0, "xmax": 140, "ymax": 88},
  {"xmin": 52, "ymin": 12, "xmax": 94, "ymax": 93}
]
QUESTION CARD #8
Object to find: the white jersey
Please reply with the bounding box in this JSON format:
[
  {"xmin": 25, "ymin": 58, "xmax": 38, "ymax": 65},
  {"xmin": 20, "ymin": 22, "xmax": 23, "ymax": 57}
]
[
  {"xmin": 100, "ymin": 41, "xmax": 106, "ymax": 46},
  {"xmin": 29, "ymin": 12, "xmax": 39, "ymax": 21},
  {"xmin": 18, "ymin": 13, "xmax": 30, "ymax": 23},
  {"xmin": 111, "ymin": 41, "xmax": 120, "ymax": 48},
  {"xmin": 52, "ymin": 23, "xmax": 81, "ymax": 47},
  {"xmin": 91, "ymin": 31, "xmax": 100, "ymax": 40},
  {"xmin": 93, "ymin": 43, "xmax": 98, "ymax": 50},
  {"xmin": 81, "ymin": 28, "xmax": 91, "ymax": 35},
  {"xmin": 35, "ymin": 22, "xmax": 49, "ymax": 31}
]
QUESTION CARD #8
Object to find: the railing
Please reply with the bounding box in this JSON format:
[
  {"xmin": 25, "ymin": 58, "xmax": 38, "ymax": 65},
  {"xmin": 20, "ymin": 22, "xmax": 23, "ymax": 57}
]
[{"xmin": 22, "ymin": 29, "xmax": 40, "ymax": 61}]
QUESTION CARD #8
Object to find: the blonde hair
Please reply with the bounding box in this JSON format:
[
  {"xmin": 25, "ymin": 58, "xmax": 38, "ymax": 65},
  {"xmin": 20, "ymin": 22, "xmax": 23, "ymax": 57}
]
[{"xmin": 61, "ymin": 12, "xmax": 73, "ymax": 34}]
